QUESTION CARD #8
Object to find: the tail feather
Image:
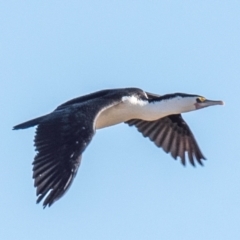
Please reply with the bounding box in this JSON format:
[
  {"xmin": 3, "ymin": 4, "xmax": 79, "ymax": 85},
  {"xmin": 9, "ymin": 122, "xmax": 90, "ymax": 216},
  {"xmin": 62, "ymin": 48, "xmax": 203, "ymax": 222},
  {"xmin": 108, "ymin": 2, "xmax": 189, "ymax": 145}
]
[{"xmin": 13, "ymin": 115, "xmax": 48, "ymax": 130}]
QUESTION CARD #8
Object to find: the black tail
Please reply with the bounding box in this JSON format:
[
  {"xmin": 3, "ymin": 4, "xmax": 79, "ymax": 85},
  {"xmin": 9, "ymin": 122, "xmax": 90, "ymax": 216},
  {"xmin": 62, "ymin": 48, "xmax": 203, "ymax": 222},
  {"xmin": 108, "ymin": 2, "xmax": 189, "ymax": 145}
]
[{"xmin": 13, "ymin": 115, "xmax": 48, "ymax": 130}]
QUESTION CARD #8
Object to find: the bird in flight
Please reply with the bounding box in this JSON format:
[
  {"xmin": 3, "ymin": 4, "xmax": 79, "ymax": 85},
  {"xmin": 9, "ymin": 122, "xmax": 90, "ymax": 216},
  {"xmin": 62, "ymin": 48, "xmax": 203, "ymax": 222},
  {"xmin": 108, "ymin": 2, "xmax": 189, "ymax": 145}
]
[{"xmin": 13, "ymin": 88, "xmax": 223, "ymax": 207}]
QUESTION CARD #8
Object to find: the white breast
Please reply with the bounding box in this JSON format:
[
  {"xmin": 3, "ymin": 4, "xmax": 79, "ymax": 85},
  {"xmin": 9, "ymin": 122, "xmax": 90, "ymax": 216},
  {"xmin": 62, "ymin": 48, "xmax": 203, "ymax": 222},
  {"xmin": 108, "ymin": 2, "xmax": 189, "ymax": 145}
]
[{"xmin": 95, "ymin": 96, "xmax": 146, "ymax": 129}]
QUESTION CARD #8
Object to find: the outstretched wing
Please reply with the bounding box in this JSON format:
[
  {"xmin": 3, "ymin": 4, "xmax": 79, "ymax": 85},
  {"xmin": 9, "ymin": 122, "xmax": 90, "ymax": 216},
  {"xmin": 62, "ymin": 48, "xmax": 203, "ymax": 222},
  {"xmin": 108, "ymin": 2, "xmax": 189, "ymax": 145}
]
[
  {"xmin": 14, "ymin": 90, "xmax": 126, "ymax": 207},
  {"xmin": 33, "ymin": 110, "xmax": 95, "ymax": 207},
  {"xmin": 126, "ymin": 114, "xmax": 206, "ymax": 166}
]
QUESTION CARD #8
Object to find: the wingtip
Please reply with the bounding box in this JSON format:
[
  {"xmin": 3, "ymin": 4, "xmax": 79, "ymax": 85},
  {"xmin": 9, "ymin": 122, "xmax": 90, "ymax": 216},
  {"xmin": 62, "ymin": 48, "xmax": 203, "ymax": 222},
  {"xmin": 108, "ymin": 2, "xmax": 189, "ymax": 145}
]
[
  {"xmin": 180, "ymin": 161, "xmax": 186, "ymax": 167},
  {"xmin": 42, "ymin": 202, "xmax": 51, "ymax": 209},
  {"xmin": 36, "ymin": 195, "xmax": 51, "ymax": 209},
  {"xmin": 179, "ymin": 155, "xmax": 207, "ymax": 167}
]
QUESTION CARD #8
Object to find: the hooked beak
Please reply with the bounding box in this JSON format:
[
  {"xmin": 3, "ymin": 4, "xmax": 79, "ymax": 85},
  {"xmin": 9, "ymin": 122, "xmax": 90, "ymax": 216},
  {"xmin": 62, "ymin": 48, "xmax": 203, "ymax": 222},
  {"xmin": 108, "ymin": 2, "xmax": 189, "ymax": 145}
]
[{"xmin": 195, "ymin": 99, "xmax": 224, "ymax": 109}]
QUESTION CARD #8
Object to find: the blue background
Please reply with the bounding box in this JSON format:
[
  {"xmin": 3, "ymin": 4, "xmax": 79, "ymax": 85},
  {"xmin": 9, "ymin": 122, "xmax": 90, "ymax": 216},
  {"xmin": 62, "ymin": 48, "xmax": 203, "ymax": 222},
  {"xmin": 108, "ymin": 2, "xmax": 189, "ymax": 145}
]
[{"xmin": 1, "ymin": 1, "xmax": 239, "ymax": 239}]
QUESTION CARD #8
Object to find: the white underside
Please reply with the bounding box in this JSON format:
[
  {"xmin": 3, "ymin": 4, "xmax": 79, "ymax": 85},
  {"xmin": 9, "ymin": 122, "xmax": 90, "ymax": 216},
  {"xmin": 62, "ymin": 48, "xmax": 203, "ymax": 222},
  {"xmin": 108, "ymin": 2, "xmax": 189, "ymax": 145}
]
[
  {"xmin": 95, "ymin": 96, "xmax": 194, "ymax": 129},
  {"xmin": 95, "ymin": 100, "xmax": 148, "ymax": 129}
]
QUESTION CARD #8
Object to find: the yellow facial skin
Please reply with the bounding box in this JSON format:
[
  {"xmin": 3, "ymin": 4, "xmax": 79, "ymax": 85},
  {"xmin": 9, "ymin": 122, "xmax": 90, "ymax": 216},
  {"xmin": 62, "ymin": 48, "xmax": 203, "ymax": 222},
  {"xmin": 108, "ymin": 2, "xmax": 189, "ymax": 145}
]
[{"xmin": 197, "ymin": 96, "xmax": 206, "ymax": 103}]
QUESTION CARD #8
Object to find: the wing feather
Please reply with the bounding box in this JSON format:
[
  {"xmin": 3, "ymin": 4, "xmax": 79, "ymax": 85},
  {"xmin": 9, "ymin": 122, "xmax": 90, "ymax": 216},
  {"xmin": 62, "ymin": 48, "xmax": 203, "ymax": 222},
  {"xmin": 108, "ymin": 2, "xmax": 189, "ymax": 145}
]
[
  {"xmin": 126, "ymin": 114, "xmax": 206, "ymax": 166},
  {"xmin": 32, "ymin": 109, "xmax": 95, "ymax": 207},
  {"xmin": 32, "ymin": 98, "xmax": 122, "ymax": 207}
]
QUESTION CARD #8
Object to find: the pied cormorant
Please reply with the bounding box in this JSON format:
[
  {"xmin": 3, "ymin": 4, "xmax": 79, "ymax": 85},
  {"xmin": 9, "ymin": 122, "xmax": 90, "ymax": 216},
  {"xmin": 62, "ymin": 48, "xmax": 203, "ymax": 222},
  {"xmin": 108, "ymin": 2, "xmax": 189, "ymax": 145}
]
[{"xmin": 13, "ymin": 88, "xmax": 223, "ymax": 207}]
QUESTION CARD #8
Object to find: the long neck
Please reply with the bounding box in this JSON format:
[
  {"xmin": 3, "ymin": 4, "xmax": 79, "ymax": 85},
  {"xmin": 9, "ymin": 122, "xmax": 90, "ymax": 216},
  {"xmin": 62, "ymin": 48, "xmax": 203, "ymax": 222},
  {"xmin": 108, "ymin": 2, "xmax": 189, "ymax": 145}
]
[
  {"xmin": 96, "ymin": 96, "xmax": 193, "ymax": 129},
  {"xmin": 136, "ymin": 98, "xmax": 193, "ymax": 121}
]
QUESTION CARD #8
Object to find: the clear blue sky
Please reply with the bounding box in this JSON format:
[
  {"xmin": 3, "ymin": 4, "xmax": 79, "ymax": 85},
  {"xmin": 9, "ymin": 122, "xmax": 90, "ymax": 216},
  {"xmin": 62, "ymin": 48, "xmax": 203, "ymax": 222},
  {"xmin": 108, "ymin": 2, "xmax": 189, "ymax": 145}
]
[{"xmin": 1, "ymin": 1, "xmax": 240, "ymax": 239}]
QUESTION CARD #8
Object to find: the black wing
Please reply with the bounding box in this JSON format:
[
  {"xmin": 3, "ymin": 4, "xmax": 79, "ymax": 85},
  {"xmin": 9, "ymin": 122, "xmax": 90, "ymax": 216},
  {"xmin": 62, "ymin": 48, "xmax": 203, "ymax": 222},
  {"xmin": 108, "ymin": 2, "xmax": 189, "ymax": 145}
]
[
  {"xmin": 13, "ymin": 89, "xmax": 128, "ymax": 207},
  {"xmin": 126, "ymin": 114, "xmax": 206, "ymax": 166},
  {"xmin": 32, "ymin": 109, "xmax": 96, "ymax": 207},
  {"xmin": 56, "ymin": 89, "xmax": 114, "ymax": 110}
]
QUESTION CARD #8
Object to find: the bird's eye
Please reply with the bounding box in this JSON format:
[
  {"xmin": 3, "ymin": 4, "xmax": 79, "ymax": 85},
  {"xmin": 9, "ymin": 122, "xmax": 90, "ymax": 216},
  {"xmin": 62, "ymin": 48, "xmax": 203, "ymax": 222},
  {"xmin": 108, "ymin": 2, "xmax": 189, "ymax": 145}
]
[{"xmin": 197, "ymin": 97, "xmax": 206, "ymax": 103}]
